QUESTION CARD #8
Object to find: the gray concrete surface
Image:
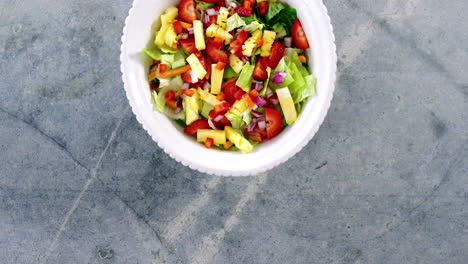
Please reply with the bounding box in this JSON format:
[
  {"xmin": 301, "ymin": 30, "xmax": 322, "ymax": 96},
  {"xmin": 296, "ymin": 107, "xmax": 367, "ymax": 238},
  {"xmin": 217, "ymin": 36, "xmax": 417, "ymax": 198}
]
[{"xmin": 0, "ymin": 0, "xmax": 467, "ymax": 263}]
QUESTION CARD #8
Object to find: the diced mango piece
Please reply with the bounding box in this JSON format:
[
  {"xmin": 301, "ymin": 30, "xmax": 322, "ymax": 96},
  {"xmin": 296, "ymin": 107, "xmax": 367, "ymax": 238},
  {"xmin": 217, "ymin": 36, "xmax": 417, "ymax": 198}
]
[
  {"xmin": 210, "ymin": 64, "xmax": 224, "ymax": 95},
  {"xmin": 206, "ymin": 24, "xmax": 233, "ymax": 44},
  {"xmin": 229, "ymin": 54, "xmax": 244, "ymax": 74},
  {"xmin": 184, "ymin": 89, "xmax": 200, "ymax": 125},
  {"xmin": 225, "ymin": 126, "xmax": 253, "ymax": 153},
  {"xmin": 276, "ymin": 87, "xmax": 297, "ymax": 125},
  {"xmin": 197, "ymin": 129, "xmax": 226, "ymax": 145},
  {"xmin": 186, "ymin": 54, "xmax": 207, "ymax": 79},
  {"xmin": 198, "ymin": 88, "xmax": 221, "ymax": 106},
  {"xmin": 161, "ymin": 6, "xmax": 179, "ymax": 25},
  {"xmin": 217, "ymin": 7, "xmax": 229, "ymax": 29},
  {"xmin": 193, "ymin": 20, "xmax": 206, "ymax": 50},
  {"xmin": 261, "ymin": 30, "xmax": 276, "ymax": 57}
]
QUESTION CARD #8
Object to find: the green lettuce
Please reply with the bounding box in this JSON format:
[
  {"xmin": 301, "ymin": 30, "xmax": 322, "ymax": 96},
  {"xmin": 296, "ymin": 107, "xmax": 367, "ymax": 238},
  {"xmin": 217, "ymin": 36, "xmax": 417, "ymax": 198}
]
[
  {"xmin": 236, "ymin": 62, "xmax": 255, "ymax": 92},
  {"xmin": 224, "ymin": 65, "xmax": 240, "ymax": 78},
  {"xmin": 172, "ymin": 51, "xmax": 187, "ymax": 69},
  {"xmin": 161, "ymin": 54, "xmax": 175, "ymax": 69},
  {"xmin": 143, "ymin": 48, "xmax": 162, "ymax": 60},
  {"xmin": 272, "ymin": 24, "xmax": 288, "ymax": 39},
  {"xmin": 151, "ymin": 90, "xmax": 165, "ymax": 113},
  {"xmin": 245, "ymin": 21, "xmax": 264, "ymax": 32},
  {"xmin": 269, "ymin": 7, "xmax": 297, "ymax": 34},
  {"xmin": 266, "ymin": 3, "xmax": 286, "ymax": 21},
  {"xmin": 226, "ymin": 13, "xmax": 246, "ymax": 32},
  {"xmin": 259, "ymin": 67, "xmax": 272, "ymax": 96},
  {"xmin": 200, "ymin": 101, "xmax": 214, "ymax": 119},
  {"xmin": 225, "ymin": 112, "xmax": 244, "ymax": 130}
]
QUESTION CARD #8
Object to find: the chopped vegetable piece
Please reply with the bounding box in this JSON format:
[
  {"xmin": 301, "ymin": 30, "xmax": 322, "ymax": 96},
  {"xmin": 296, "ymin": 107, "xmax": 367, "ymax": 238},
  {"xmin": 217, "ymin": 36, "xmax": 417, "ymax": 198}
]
[
  {"xmin": 197, "ymin": 129, "xmax": 226, "ymax": 145},
  {"xmin": 159, "ymin": 64, "xmax": 191, "ymax": 78},
  {"xmin": 225, "ymin": 126, "xmax": 253, "ymax": 153},
  {"xmin": 193, "ymin": 20, "xmax": 206, "ymax": 50},
  {"xmin": 211, "ymin": 63, "xmax": 224, "ymax": 94},
  {"xmin": 265, "ymin": 107, "xmax": 283, "ymax": 138},
  {"xmin": 276, "ymin": 87, "xmax": 297, "ymax": 125},
  {"xmin": 186, "ymin": 54, "xmax": 208, "ymax": 79}
]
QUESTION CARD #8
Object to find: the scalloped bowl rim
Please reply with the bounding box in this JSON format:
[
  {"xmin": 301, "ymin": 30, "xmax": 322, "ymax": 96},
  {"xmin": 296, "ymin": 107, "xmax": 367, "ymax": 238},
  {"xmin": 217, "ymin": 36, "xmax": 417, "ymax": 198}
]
[{"xmin": 120, "ymin": 0, "xmax": 337, "ymax": 176}]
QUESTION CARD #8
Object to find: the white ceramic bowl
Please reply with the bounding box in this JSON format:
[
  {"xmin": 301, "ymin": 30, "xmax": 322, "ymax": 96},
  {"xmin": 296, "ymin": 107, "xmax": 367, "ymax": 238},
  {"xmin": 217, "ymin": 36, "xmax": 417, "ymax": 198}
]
[{"xmin": 120, "ymin": 0, "xmax": 336, "ymax": 176}]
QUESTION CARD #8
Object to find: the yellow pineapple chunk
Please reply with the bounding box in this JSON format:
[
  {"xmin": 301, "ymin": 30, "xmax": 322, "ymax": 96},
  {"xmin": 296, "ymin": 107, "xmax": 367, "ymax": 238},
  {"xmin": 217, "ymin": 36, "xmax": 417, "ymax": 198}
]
[
  {"xmin": 217, "ymin": 7, "xmax": 229, "ymax": 29},
  {"xmin": 193, "ymin": 20, "xmax": 206, "ymax": 50},
  {"xmin": 225, "ymin": 126, "xmax": 253, "ymax": 153},
  {"xmin": 184, "ymin": 89, "xmax": 200, "ymax": 125},
  {"xmin": 211, "ymin": 64, "xmax": 224, "ymax": 95},
  {"xmin": 261, "ymin": 30, "xmax": 276, "ymax": 57},
  {"xmin": 242, "ymin": 30, "xmax": 262, "ymax": 57},
  {"xmin": 198, "ymin": 88, "xmax": 221, "ymax": 106},
  {"xmin": 186, "ymin": 54, "xmax": 207, "ymax": 79},
  {"xmin": 197, "ymin": 129, "xmax": 226, "ymax": 145},
  {"xmin": 206, "ymin": 24, "xmax": 233, "ymax": 44},
  {"xmin": 161, "ymin": 6, "xmax": 179, "ymax": 25},
  {"xmin": 229, "ymin": 54, "xmax": 244, "ymax": 74}
]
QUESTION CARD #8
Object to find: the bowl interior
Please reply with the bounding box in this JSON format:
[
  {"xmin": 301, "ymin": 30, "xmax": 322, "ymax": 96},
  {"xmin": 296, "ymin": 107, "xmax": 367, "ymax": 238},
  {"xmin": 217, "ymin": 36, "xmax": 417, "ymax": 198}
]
[{"xmin": 121, "ymin": 0, "xmax": 336, "ymax": 176}]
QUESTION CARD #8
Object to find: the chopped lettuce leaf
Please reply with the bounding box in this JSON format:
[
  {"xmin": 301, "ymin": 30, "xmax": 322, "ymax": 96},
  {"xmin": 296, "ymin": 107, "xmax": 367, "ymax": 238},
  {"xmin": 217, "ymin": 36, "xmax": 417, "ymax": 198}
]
[
  {"xmin": 172, "ymin": 51, "xmax": 187, "ymax": 69},
  {"xmin": 244, "ymin": 21, "xmax": 264, "ymax": 32},
  {"xmin": 223, "ymin": 65, "xmax": 240, "ymax": 78},
  {"xmin": 256, "ymin": 107, "xmax": 265, "ymax": 114},
  {"xmin": 151, "ymin": 90, "xmax": 165, "ymax": 113},
  {"xmin": 269, "ymin": 8, "xmax": 297, "ymax": 34},
  {"xmin": 225, "ymin": 112, "xmax": 244, "ymax": 130},
  {"xmin": 293, "ymin": 74, "xmax": 316, "ymax": 103},
  {"xmin": 160, "ymin": 46, "xmax": 177, "ymax": 54},
  {"xmin": 259, "ymin": 67, "xmax": 271, "ymax": 96},
  {"xmin": 196, "ymin": 0, "xmax": 215, "ymax": 11},
  {"xmin": 266, "ymin": 2, "xmax": 286, "ymax": 21},
  {"xmin": 272, "ymin": 24, "xmax": 288, "ymax": 39},
  {"xmin": 143, "ymin": 48, "xmax": 162, "ymax": 61},
  {"xmin": 242, "ymin": 109, "xmax": 252, "ymax": 125},
  {"xmin": 226, "ymin": 13, "xmax": 246, "ymax": 32},
  {"xmin": 288, "ymin": 63, "xmax": 306, "ymax": 101},
  {"xmin": 161, "ymin": 54, "xmax": 175, "ymax": 69},
  {"xmin": 236, "ymin": 62, "xmax": 255, "ymax": 92},
  {"xmin": 175, "ymin": 119, "xmax": 188, "ymax": 128},
  {"xmin": 269, "ymin": 58, "xmax": 294, "ymax": 89},
  {"xmin": 241, "ymin": 12, "xmax": 261, "ymax": 25},
  {"xmin": 200, "ymin": 101, "xmax": 214, "ymax": 119}
]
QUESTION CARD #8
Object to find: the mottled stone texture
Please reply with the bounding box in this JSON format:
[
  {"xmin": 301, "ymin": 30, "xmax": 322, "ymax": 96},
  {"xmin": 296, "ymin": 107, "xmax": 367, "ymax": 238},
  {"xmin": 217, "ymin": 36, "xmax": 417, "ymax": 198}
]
[{"xmin": 0, "ymin": 0, "xmax": 467, "ymax": 263}]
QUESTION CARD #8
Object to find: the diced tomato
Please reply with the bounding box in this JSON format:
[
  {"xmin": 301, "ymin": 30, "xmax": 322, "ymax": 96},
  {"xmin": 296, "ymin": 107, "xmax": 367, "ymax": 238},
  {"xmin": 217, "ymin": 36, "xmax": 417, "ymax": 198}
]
[
  {"xmin": 216, "ymin": 92, "xmax": 226, "ymax": 101},
  {"xmin": 206, "ymin": 38, "xmax": 229, "ymax": 64},
  {"xmin": 234, "ymin": 89, "xmax": 244, "ymax": 101},
  {"xmin": 184, "ymin": 89, "xmax": 196, "ymax": 97},
  {"xmin": 184, "ymin": 119, "xmax": 211, "ymax": 135},
  {"xmin": 179, "ymin": 0, "xmax": 197, "ymax": 23},
  {"xmin": 243, "ymin": 93, "xmax": 255, "ymax": 108},
  {"xmin": 159, "ymin": 64, "xmax": 168, "ymax": 73},
  {"xmin": 265, "ymin": 107, "xmax": 283, "ymax": 139},
  {"xmin": 258, "ymin": 1, "xmax": 268, "ymax": 16},
  {"xmin": 205, "ymin": 138, "xmax": 214, "ymax": 148},
  {"xmin": 236, "ymin": 6, "xmax": 252, "ymax": 17},
  {"xmin": 291, "ymin": 18, "xmax": 310, "ymax": 49},
  {"xmin": 213, "ymin": 101, "xmax": 231, "ymax": 114},
  {"xmin": 216, "ymin": 61, "xmax": 227, "ymax": 71},
  {"xmin": 253, "ymin": 56, "xmax": 269, "ymax": 80},
  {"xmin": 222, "ymin": 78, "xmax": 239, "ymax": 104},
  {"xmin": 165, "ymin": 90, "xmax": 175, "ymax": 101},
  {"xmin": 178, "ymin": 38, "xmax": 198, "ymax": 55},
  {"xmin": 230, "ymin": 30, "xmax": 249, "ymax": 57},
  {"xmin": 182, "ymin": 70, "xmax": 194, "ymax": 83},
  {"xmin": 208, "ymin": 110, "xmax": 217, "ymax": 119},
  {"xmin": 204, "ymin": 15, "xmax": 218, "ymax": 28},
  {"xmin": 268, "ymin": 41, "xmax": 285, "ymax": 69},
  {"xmin": 173, "ymin": 21, "xmax": 183, "ymax": 34},
  {"xmin": 218, "ymin": 115, "xmax": 231, "ymax": 127}
]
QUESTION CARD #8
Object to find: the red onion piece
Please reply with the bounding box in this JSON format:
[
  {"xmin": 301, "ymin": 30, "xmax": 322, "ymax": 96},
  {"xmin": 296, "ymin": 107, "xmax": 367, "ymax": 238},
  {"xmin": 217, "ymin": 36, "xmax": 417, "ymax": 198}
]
[
  {"xmin": 208, "ymin": 119, "xmax": 220, "ymax": 130},
  {"xmin": 270, "ymin": 94, "xmax": 279, "ymax": 105},
  {"xmin": 252, "ymin": 80, "xmax": 264, "ymax": 91},
  {"xmin": 251, "ymin": 110, "xmax": 263, "ymax": 118},
  {"xmin": 189, "ymin": 70, "xmax": 199, "ymax": 83},
  {"xmin": 228, "ymin": 2, "xmax": 238, "ymax": 11},
  {"xmin": 182, "ymin": 83, "xmax": 190, "ymax": 90},
  {"xmin": 187, "ymin": 27, "xmax": 194, "ymax": 36},
  {"xmin": 181, "ymin": 33, "xmax": 189, "ymax": 39},
  {"xmin": 174, "ymin": 107, "xmax": 182, "ymax": 114},
  {"xmin": 271, "ymin": 71, "xmax": 287, "ymax": 86},
  {"xmin": 253, "ymin": 96, "xmax": 266, "ymax": 107},
  {"xmin": 265, "ymin": 87, "xmax": 274, "ymax": 98},
  {"xmin": 203, "ymin": 81, "xmax": 211, "ymax": 90},
  {"xmin": 247, "ymin": 120, "xmax": 256, "ymax": 132},
  {"xmin": 206, "ymin": 8, "xmax": 218, "ymax": 16},
  {"xmin": 257, "ymin": 120, "xmax": 266, "ymax": 130},
  {"xmin": 214, "ymin": 115, "xmax": 224, "ymax": 122},
  {"xmin": 284, "ymin": 37, "xmax": 293, "ymax": 48}
]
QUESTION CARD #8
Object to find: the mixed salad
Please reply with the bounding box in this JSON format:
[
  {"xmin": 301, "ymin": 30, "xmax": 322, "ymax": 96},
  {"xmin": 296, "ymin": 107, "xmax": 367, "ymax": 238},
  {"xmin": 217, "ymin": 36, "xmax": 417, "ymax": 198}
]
[{"xmin": 143, "ymin": 0, "xmax": 316, "ymax": 153}]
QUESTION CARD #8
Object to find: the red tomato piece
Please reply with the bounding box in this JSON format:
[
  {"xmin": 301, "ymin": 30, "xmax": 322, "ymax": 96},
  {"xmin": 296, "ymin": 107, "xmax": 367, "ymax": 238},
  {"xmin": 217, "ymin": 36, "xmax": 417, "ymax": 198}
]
[
  {"xmin": 179, "ymin": 0, "xmax": 197, "ymax": 23},
  {"xmin": 265, "ymin": 108, "xmax": 283, "ymax": 139},
  {"xmin": 268, "ymin": 41, "xmax": 285, "ymax": 69},
  {"xmin": 213, "ymin": 101, "xmax": 231, "ymax": 115},
  {"xmin": 218, "ymin": 115, "xmax": 231, "ymax": 127},
  {"xmin": 233, "ymin": 89, "xmax": 244, "ymax": 101},
  {"xmin": 159, "ymin": 64, "xmax": 168, "ymax": 73},
  {"xmin": 258, "ymin": 1, "xmax": 268, "ymax": 16},
  {"xmin": 291, "ymin": 18, "xmax": 310, "ymax": 49},
  {"xmin": 253, "ymin": 56, "xmax": 269, "ymax": 80},
  {"xmin": 184, "ymin": 119, "xmax": 211, "ymax": 135},
  {"xmin": 182, "ymin": 70, "xmax": 194, "ymax": 83},
  {"xmin": 222, "ymin": 78, "xmax": 239, "ymax": 104},
  {"xmin": 173, "ymin": 21, "xmax": 183, "ymax": 34},
  {"xmin": 230, "ymin": 30, "xmax": 249, "ymax": 57},
  {"xmin": 178, "ymin": 38, "xmax": 198, "ymax": 55}
]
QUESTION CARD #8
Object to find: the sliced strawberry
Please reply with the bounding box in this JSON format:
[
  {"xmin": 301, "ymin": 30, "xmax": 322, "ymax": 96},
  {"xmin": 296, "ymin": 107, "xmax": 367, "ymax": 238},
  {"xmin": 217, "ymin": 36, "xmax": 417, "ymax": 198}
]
[
  {"xmin": 184, "ymin": 119, "xmax": 211, "ymax": 135},
  {"xmin": 178, "ymin": 38, "xmax": 198, "ymax": 55},
  {"xmin": 236, "ymin": 6, "xmax": 252, "ymax": 17},
  {"xmin": 269, "ymin": 41, "xmax": 285, "ymax": 69},
  {"xmin": 291, "ymin": 18, "xmax": 310, "ymax": 49},
  {"xmin": 253, "ymin": 56, "xmax": 269, "ymax": 80},
  {"xmin": 206, "ymin": 38, "xmax": 229, "ymax": 64},
  {"xmin": 179, "ymin": 0, "xmax": 197, "ymax": 23},
  {"xmin": 258, "ymin": 1, "xmax": 268, "ymax": 16}
]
